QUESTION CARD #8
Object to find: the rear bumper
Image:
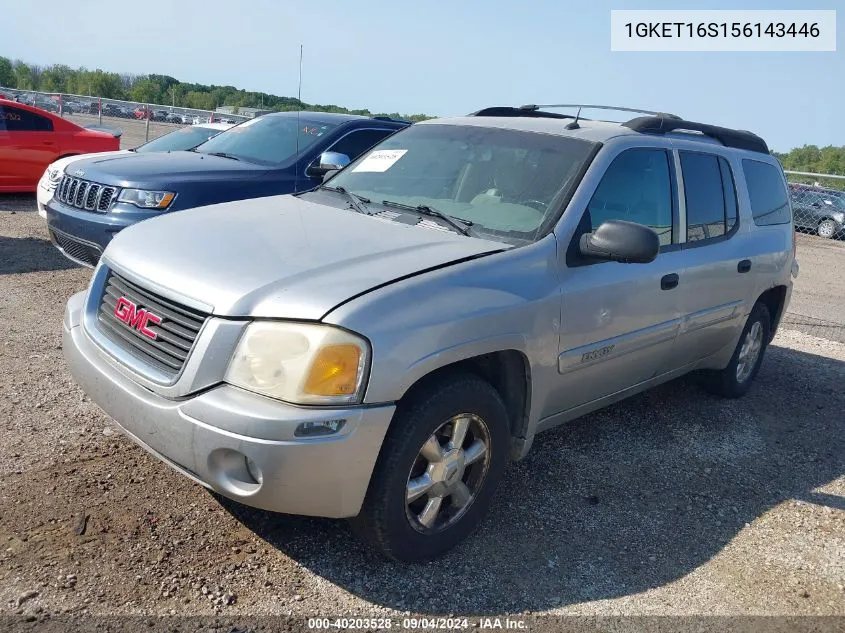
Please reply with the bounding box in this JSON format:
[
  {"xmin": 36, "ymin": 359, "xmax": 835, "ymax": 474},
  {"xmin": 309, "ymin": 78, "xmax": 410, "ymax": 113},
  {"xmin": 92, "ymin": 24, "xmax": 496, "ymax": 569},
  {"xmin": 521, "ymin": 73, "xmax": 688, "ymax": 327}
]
[{"xmin": 63, "ymin": 291, "xmax": 395, "ymax": 518}]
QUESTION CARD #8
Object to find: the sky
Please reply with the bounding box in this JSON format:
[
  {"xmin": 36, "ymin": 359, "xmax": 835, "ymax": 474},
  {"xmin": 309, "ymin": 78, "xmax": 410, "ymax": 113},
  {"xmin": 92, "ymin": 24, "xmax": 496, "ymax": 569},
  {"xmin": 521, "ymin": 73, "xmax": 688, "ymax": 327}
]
[{"xmin": 0, "ymin": 0, "xmax": 841, "ymax": 152}]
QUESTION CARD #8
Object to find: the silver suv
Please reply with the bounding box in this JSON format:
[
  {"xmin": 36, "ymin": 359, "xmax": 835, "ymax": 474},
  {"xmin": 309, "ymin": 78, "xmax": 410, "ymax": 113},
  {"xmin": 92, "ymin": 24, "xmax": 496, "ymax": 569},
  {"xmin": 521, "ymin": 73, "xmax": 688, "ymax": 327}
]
[{"xmin": 63, "ymin": 104, "xmax": 798, "ymax": 562}]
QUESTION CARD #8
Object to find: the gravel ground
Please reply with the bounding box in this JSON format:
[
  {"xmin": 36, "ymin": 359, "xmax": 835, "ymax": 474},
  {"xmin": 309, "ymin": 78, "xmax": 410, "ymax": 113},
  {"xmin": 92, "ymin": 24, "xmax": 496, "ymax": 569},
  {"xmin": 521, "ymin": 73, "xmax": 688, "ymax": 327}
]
[{"xmin": 0, "ymin": 201, "xmax": 843, "ymax": 624}]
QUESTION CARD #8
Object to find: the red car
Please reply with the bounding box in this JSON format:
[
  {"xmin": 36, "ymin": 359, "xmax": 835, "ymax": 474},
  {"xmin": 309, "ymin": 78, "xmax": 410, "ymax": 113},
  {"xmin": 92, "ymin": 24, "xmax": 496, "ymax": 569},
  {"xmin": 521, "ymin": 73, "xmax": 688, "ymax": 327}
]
[{"xmin": 0, "ymin": 98, "xmax": 122, "ymax": 192}]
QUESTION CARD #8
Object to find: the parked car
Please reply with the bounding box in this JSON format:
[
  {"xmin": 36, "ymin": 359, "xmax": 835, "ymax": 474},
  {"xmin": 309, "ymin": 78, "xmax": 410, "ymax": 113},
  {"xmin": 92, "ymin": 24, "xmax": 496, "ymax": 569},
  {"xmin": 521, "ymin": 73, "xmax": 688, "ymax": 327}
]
[
  {"xmin": 45, "ymin": 111, "xmax": 409, "ymax": 266},
  {"xmin": 152, "ymin": 110, "xmax": 169, "ymax": 122},
  {"xmin": 0, "ymin": 98, "xmax": 121, "ymax": 192},
  {"xmin": 62, "ymin": 104, "xmax": 797, "ymax": 561},
  {"xmin": 166, "ymin": 113, "xmax": 186, "ymax": 124},
  {"xmin": 37, "ymin": 122, "xmax": 234, "ymax": 216},
  {"xmin": 789, "ymin": 184, "xmax": 845, "ymax": 239},
  {"xmin": 101, "ymin": 104, "xmax": 127, "ymax": 118},
  {"xmin": 62, "ymin": 101, "xmax": 83, "ymax": 114},
  {"xmin": 133, "ymin": 107, "xmax": 150, "ymax": 120}
]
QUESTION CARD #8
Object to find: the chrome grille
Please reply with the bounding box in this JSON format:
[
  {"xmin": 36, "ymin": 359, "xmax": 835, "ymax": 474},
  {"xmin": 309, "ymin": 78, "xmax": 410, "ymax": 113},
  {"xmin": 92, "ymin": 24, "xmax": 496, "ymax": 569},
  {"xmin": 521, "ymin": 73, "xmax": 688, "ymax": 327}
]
[
  {"xmin": 56, "ymin": 175, "xmax": 117, "ymax": 212},
  {"xmin": 97, "ymin": 271, "xmax": 209, "ymax": 377}
]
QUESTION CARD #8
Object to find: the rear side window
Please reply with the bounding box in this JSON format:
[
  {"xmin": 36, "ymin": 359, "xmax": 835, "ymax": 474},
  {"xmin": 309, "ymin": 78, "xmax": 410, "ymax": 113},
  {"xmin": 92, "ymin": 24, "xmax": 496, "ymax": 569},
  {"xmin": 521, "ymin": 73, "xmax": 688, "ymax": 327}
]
[
  {"xmin": 586, "ymin": 148, "xmax": 674, "ymax": 246},
  {"xmin": 0, "ymin": 105, "xmax": 54, "ymax": 132},
  {"xmin": 680, "ymin": 152, "xmax": 739, "ymax": 242},
  {"xmin": 742, "ymin": 159, "xmax": 791, "ymax": 226}
]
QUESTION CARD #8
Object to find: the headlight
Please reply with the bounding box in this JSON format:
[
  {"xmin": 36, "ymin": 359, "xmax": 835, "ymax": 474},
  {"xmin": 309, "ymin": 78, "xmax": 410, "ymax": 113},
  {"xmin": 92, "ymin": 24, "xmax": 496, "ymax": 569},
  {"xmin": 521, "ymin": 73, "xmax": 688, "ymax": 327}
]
[
  {"xmin": 117, "ymin": 188, "xmax": 176, "ymax": 209},
  {"xmin": 225, "ymin": 322, "xmax": 370, "ymax": 405}
]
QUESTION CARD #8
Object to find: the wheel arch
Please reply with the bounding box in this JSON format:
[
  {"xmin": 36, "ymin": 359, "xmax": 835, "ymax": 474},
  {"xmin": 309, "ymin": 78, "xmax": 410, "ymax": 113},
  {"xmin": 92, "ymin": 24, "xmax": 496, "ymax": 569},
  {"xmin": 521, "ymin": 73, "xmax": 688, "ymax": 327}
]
[
  {"xmin": 393, "ymin": 348, "xmax": 532, "ymax": 460},
  {"xmin": 756, "ymin": 285, "xmax": 788, "ymax": 342}
]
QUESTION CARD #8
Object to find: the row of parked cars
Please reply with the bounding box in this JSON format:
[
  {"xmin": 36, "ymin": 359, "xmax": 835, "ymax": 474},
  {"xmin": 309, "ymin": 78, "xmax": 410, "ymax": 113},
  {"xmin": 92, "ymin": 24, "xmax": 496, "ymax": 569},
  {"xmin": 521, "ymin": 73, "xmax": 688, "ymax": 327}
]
[{"xmin": 3, "ymin": 97, "xmax": 800, "ymax": 562}]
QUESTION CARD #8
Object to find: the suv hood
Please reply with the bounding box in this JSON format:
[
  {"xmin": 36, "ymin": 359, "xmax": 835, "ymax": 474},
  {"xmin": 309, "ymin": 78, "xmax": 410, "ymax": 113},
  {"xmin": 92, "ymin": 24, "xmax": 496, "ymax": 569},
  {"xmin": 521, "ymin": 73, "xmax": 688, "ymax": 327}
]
[
  {"xmin": 103, "ymin": 195, "xmax": 507, "ymax": 320},
  {"xmin": 69, "ymin": 151, "xmax": 266, "ymax": 188}
]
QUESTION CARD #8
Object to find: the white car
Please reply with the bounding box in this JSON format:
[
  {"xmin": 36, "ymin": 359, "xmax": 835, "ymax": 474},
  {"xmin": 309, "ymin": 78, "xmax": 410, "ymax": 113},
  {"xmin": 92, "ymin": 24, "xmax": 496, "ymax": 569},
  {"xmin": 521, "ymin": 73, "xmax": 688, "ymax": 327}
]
[{"xmin": 37, "ymin": 122, "xmax": 233, "ymax": 217}]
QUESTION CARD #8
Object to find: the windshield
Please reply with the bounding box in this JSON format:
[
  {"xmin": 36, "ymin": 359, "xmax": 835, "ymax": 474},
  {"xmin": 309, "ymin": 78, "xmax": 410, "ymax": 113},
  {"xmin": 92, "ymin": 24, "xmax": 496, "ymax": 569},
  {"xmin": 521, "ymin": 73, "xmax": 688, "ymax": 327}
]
[
  {"xmin": 325, "ymin": 123, "xmax": 597, "ymax": 243},
  {"xmin": 193, "ymin": 115, "xmax": 339, "ymax": 166},
  {"xmin": 136, "ymin": 126, "xmax": 225, "ymax": 153}
]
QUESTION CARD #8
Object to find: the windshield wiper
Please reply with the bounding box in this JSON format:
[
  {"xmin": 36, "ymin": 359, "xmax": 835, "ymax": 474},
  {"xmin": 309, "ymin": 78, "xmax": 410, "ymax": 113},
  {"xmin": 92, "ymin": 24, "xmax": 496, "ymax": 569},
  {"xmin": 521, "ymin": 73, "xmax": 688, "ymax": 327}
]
[
  {"xmin": 206, "ymin": 151, "xmax": 241, "ymax": 161},
  {"xmin": 380, "ymin": 200, "xmax": 473, "ymax": 236},
  {"xmin": 320, "ymin": 185, "xmax": 371, "ymax": 215}
]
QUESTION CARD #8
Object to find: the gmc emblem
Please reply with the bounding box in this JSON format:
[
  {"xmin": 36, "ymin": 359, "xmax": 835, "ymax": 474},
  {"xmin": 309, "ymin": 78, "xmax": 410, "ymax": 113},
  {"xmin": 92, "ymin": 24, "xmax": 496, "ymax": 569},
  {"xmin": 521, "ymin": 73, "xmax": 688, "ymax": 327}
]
[{"xmin": 114, "ymin": 296, "xmax": 161, "ymax": 340}]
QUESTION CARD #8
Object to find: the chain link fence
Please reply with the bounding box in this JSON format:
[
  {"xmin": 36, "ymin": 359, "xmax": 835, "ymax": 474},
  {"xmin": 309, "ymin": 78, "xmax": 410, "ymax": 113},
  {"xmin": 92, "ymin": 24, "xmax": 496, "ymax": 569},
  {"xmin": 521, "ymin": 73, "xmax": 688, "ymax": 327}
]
[
  {"xmin": 786, "ymin": 171, "xmax": 845, "ymax": 241},
  {"xmin": 0, "ymin": 86, "xmax": 252, "ymax": 148}
]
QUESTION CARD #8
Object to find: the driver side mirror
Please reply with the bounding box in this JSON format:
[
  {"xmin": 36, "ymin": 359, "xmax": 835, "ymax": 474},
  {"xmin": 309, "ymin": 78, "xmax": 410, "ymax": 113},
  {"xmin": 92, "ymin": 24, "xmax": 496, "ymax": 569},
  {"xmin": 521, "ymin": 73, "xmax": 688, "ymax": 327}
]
[
  {"xmin": 579, "ymin": 220, "xmax": 660, "ymax": 264},
  {"xmin": 307, "ymin": 151, "xmax": 350, "ymax": 177}
]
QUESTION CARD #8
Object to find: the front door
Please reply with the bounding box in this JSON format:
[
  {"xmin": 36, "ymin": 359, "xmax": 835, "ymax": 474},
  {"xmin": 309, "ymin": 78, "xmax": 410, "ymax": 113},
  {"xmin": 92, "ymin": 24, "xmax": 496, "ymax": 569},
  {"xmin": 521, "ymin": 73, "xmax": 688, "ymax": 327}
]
[{"xmin": 551, "ymin": 147, "xmax": 686, "ymax": 414}]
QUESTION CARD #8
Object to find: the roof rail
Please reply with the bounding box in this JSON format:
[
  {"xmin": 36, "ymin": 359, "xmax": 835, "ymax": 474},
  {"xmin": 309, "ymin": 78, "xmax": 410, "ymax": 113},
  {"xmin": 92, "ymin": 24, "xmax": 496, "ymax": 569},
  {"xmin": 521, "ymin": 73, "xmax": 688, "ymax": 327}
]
[
  {"xmin": 519, "ymin": 104, "xmax": 682, "ymax": 119},
  {"xmin": 622, "ymin": 116, "xmax": 769, "ymax": 154}
]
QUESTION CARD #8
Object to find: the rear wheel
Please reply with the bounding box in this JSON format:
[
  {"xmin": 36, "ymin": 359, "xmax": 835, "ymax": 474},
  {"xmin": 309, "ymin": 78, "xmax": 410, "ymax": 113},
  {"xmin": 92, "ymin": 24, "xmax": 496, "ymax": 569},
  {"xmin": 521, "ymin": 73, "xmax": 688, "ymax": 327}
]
[
  {"xmin": 702, "ymin": 302, "xmax": 771, "ymax": 398},
  {"xmin": 817, "ymin": 218, "xmax": 837, "ymax": 239},
  {"xmin": 350, "ymin": 371, "xmax": 509, "ymax": 562}
]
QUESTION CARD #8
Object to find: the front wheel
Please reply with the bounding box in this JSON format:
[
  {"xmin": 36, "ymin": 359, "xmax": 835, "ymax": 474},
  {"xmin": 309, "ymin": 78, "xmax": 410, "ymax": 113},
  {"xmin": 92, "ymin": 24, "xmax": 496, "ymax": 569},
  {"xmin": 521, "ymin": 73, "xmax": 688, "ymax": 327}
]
[
  {"xmin": 817, "ymin": 218, "xmax": 837, "ymax": 239},
  {"xmin": 350, "ymin": 371, "xmax": 510, "ymax": 562}
]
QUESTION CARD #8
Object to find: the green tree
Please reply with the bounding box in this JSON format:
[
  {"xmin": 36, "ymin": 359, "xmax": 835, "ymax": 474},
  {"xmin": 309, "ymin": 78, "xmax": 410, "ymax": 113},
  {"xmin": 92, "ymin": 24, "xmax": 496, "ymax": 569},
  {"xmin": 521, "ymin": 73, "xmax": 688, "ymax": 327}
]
[
  {"xmin": 129, "ymin": 78, "xmax": 162, "ymax": 104},
  {"xmin": 13, "ymin": 61, "xmax": 33, "ymax": 90},
  {"xmin": 0, "ymin": 56, "xmax": 14, "ymax": 88}
]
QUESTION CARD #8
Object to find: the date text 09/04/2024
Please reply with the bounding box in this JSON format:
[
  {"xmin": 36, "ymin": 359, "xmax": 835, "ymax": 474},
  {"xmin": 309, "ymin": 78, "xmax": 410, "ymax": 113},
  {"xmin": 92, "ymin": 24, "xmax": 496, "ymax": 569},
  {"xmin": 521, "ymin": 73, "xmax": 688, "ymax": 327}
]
[{"xmin": 307, "ymin": 617, "xmax": 528, "ymax": 630}]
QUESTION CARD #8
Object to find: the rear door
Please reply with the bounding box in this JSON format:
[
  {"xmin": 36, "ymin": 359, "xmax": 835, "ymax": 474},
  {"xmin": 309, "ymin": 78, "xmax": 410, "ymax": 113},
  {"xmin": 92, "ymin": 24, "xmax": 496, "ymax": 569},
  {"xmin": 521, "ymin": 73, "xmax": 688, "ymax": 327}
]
[
  {"xmin": 671, "ymin": 151, "xmax": 751, "ymax": 365},
  {"xmin": 0, "ymin": 104, "xmax": 57, "ymax": 189}
]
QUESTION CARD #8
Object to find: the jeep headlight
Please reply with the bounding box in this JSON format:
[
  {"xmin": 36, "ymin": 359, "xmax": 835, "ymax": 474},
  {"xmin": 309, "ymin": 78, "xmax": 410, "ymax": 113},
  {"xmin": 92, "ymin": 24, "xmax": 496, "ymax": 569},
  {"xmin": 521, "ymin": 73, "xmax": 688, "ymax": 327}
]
[
  {"xmin": 225, "ymin": 322, "xmax": 369, "ymax": 405},
  {"xmin": 117, "ymin": 188, "xmax": 176, "ymax": 209}
]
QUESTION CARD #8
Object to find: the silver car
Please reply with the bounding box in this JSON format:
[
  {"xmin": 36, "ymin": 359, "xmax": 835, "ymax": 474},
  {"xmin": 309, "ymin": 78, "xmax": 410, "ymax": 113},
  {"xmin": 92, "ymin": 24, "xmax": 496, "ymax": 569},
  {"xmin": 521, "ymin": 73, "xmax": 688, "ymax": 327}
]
[{"xmin": 63, "ymin": 104, "xmax": 798, "ymax": 562}]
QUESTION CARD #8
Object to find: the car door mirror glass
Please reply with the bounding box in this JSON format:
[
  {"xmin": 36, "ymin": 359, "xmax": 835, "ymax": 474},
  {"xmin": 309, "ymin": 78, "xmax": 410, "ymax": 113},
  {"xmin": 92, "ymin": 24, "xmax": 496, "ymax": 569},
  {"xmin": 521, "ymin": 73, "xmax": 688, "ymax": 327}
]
[{"xmin": 579, "ymin": 220, "xmax": 660, "ymax": 264}]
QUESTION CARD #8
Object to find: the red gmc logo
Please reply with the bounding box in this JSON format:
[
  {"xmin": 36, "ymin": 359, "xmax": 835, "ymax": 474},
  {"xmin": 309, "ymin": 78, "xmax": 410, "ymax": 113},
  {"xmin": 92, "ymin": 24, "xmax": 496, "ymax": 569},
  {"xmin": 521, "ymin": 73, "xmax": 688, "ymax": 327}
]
[{"xmin": 114, "ymin": 296, "xmax": 161, "ymax": 341}]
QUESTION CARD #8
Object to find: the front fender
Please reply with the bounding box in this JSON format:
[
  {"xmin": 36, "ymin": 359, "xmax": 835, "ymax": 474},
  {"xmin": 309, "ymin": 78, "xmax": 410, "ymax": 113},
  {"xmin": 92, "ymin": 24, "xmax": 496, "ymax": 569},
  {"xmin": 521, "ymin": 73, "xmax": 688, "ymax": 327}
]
[{"xmin": 322, "ymin": 236, "xmax": 561, "ymax": 422}]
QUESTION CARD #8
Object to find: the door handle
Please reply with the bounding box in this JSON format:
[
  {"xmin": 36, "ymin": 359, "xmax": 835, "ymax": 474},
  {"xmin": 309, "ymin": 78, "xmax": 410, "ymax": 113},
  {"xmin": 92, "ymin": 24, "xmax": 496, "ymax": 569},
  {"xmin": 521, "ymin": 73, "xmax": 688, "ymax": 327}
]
[
  {"xmin": 737, "ymin": 259, "xmax": 752, "ymax": 273},
  {"xmin": 660, "ymin": 273, "xmax": 679, "ymax": 290}
]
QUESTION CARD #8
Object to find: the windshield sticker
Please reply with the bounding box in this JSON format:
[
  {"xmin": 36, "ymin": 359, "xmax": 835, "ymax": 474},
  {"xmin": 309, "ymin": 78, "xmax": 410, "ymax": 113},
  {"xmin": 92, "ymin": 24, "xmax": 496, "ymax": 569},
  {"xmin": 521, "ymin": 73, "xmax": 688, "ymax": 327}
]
[{"xmin": 352, "ymin": 149, "xmax": 408, "ymax": 173}]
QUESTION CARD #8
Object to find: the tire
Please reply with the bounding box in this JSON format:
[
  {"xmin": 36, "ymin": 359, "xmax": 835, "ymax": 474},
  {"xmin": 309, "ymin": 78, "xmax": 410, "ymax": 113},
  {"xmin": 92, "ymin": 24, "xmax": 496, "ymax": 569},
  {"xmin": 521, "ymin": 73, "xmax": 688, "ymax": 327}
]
[
  {"xmin": 350, "ymin": 370, "xmax": 510, "ymax": 562},
  {"xmin": 817, "ymin": 218, "xmax": 837, "ymax": 239},
  {"xmin": 701, "ymin": 302, "xmax": 771, "ymax": 398}
]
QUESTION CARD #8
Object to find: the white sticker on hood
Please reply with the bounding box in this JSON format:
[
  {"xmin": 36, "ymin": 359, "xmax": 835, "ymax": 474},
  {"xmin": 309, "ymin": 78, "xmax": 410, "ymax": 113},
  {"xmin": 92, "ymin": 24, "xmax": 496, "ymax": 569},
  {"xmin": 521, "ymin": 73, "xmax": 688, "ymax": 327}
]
[{"xmin": 352, "ymin": 149, "xmax": 408, "ymax": 172}]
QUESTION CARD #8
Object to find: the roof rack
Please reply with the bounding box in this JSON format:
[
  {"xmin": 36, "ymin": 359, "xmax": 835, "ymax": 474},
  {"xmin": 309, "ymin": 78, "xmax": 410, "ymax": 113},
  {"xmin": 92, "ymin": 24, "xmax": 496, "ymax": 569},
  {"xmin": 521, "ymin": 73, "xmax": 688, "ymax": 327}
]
[
  {"xmin": 519, "ymin": 104, "xmax": 682, "ymax": 119},
  {"xmin": 622, "ymin": 116, "xmax": 769, "ymax": 154}
]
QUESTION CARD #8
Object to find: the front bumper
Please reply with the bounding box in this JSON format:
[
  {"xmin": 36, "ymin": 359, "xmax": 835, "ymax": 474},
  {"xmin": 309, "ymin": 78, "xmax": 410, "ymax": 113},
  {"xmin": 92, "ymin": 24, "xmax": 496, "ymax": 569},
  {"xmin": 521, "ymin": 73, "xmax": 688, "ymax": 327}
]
[
  {"xmin": 63, "ymin": 291, "xmax": 395, "ymax": 518},
  {"xmin": 45, "ymin": 198, "xmax": 163, "ymax": 268}
]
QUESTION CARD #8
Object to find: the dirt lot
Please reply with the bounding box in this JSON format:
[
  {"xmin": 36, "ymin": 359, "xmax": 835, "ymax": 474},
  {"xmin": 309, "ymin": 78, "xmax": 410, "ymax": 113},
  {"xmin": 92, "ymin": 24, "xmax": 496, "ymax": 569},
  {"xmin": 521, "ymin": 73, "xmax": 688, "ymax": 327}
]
[{"xmin": 0, "ymin": 200, "xmax": 843, "ymax": 625}]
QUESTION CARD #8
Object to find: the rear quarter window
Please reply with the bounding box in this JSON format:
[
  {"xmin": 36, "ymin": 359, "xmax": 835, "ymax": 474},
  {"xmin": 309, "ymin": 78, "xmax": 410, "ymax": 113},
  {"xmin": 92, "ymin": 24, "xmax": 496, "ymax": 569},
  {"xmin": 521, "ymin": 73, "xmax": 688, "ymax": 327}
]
[{"xmin": 742, "ymin": 159, "xmax": 791, "ymax": 226}]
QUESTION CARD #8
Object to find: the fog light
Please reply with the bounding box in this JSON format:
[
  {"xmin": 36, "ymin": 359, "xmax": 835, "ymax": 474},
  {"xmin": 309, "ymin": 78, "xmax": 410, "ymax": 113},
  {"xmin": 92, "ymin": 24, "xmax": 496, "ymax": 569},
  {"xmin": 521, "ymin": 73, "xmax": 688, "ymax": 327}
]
[
  {"xmin": 245, "ymin": 456, "xmax": 263, "ymax": 485},
  {"xmin": 294, "ymin": 419, "xmax": 346, "ymax": 437}
]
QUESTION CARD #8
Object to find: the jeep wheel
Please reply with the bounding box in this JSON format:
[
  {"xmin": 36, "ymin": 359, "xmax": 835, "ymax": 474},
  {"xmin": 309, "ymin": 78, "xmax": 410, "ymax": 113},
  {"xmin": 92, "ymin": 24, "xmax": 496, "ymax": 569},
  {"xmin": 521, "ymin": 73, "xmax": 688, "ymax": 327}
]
[
  {"xmin": 817, "ymin": 218, "xmax": 837, "ymax": 239},
  {"xmin": 350, "ymin": 371, "xmax": 509, "ymax": 562},
  {"xmin": 702, "ymin": 302, "xmax": 771, "ymax": 399}
]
